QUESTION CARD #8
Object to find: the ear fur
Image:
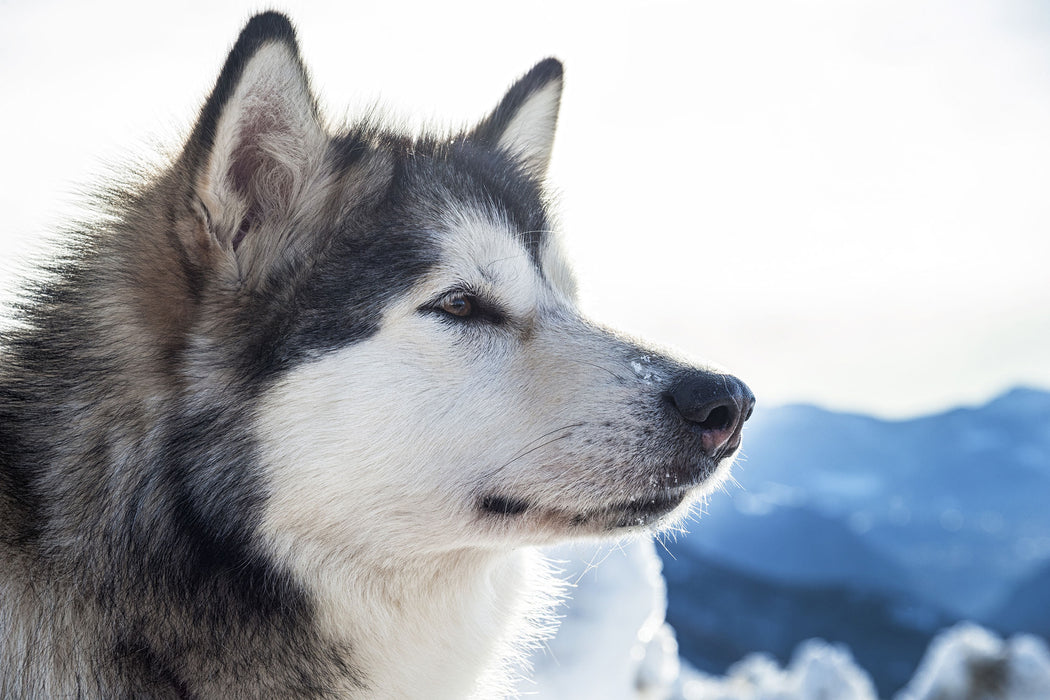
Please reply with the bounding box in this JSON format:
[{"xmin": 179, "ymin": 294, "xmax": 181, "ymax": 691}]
[
  {"xmin": 189, "ymin": 12, "xmax": 326, "ymax": 265},
  {"xmin": 471, "ymin": 59, "xmax": 563, "ymax": 179}
]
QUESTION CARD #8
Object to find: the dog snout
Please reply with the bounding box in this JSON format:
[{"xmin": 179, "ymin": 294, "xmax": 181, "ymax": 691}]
[{"xmin": 664, "ymin": 371, "xmax": 755, "ymax": 456}]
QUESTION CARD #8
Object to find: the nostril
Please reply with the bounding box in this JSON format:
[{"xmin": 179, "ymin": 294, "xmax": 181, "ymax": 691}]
[
  {"xmin": 660, "ymin": 390, "xmax": 676, "ymax": 409},
  {"xmin": 697, "ymin": 404, "xmax": 734, "ymax": 433}
]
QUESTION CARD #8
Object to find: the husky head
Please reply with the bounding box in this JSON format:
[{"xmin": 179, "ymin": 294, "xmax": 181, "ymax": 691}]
[{"xmin": 168, "ymin": 14, "xmax": 754, "ymax": 567}]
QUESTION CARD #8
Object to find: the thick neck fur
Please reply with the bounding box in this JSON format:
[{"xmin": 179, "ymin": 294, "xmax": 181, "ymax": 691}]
[
  {"xmin": 288, "ymin": 546, "xmax": 556, "ymax": 698},
  {"xmin": 0, "ymin": 178, "xmax": 291, "ymax": 694}
]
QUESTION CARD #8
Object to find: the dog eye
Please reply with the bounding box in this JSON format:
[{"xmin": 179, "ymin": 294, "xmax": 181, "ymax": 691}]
[
  {"xmin": 439, "ymin": 293, "xmax": 475, "ymax": 318},
  {"xmin": 422, "ymin": 290, "xmax": 506, "ymax": 326}
]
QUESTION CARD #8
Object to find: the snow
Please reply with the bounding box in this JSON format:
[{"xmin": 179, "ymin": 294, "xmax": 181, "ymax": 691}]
[
  {"xmin": 520, "ymin": 538, "xmax": 680, "ymax": 699},
  {"xmin": 896, "ymin": 623, "xmax": 1050, "ymax": 700},
  {"xmin": 676, "ymin": 640, "xmax": 877, "ymax": 700},
  {"xmin": 523, "ymin": 538, "xmax": 1050, "ymax": 700},
  {"xmin": 630, "ymin": 356, "xmax": 661, "ymax": 385}
]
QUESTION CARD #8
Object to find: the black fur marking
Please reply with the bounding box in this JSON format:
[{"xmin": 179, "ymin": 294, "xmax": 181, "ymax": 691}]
[
  {"xmin": 328, "ymin": 129, "xmax": 375, "ymax": 174},
  {"xmin": 480, "ymin": 495, "xmax": 530, "ymax": 517},
  {"xmin": 249, "ymin": 206, "xmax": 438, "ymax": 379},
  {"xmin": 0, "ymin": 398, "xmax": 44, "ymax": 548},
  {"xmin": 409, "ymin": 138, "xmax": 552, "ymax": 267}
]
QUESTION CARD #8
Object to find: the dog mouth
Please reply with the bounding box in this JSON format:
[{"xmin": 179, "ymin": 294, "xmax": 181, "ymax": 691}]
[
  {"xmin": 479, "ymin": 487, "xmax": 691, "ymax": 531},
  {"xmin": 477, "ymin": 455, "xmax": 721, "ymax": 533}
]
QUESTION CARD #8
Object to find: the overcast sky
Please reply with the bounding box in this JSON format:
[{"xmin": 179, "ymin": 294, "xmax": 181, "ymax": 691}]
[{"xmin": 2, "ymin": 0, "xmax": 1049, "ymax": 418}]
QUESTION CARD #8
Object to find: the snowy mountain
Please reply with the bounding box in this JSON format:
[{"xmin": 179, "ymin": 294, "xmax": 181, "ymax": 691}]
[
  {"xmin": 667, "ymin": 502, "xmax": 916, "ymax": 594},
  {"xmin": 662, "ymin": 553, "xmax": 949, "ymax": 695},
  {"xmin": 658, "ymin": 387, "xmax": 1050, "ymax": 696}
]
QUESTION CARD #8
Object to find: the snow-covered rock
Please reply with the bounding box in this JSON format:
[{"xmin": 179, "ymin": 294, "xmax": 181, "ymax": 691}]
[
  {"xmin": 895, "ymin": 622, "xmax": 1050, "ymax": 700},
  {"xmin": 675, "ymin": 639, "xmax": 878, "ymax": 700}
]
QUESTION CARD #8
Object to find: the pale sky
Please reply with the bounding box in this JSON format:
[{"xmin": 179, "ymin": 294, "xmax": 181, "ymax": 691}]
[{"xmin": 2, "ymin": 0, "xmax": 1049, "ymax": 418}]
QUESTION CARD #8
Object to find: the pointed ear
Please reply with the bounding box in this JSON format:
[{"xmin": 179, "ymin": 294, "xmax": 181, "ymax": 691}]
[
  {"xmin": 471, "ymin": 58, "xmax": 563, "ymax": 179},
  {"xmin": 189, "ymin": 12, "xmax": 326, "ymax": 256}
]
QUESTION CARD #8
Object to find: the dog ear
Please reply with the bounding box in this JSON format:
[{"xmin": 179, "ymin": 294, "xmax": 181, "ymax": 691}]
[
  {"xmin": 187, "ymin": 12, "xmax": 326, "ymax": 267},
  {"xmin": 471, "ymin": 58, "xmax": 563, "ymax": 179}
]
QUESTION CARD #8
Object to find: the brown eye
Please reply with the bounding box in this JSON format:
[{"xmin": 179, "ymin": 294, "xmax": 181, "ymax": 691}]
[{"xmin": 441, "ymin": 294, "xmax": 474, "ymax": 318}]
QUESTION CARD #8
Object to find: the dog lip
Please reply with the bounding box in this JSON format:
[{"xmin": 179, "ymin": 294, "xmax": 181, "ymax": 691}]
[
  {"xmin": 719, "ymin": 436, "xmax": 742, "ymax": 457},
  {"xmin": 668, "ymin": 455, "xmax": 722, "ymax": 489},
  {"xmin": 610, "ymin": 490, "xmax": 689, "ymax": 528},
  {"xmin": 479, "ymin": 494, "xmax": 530, "ymax": 517},
  {"xmin": 577, "ymin": 488, "xmax": 690, "ymax": 530}
]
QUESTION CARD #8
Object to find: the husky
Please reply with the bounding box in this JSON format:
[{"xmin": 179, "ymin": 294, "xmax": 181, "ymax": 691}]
[{"xmin": 0, "ymin": 12, "xmax": 754, "ymax": 699}]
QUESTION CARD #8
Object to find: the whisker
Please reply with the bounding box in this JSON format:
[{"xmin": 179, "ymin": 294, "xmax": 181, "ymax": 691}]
[
  {"xmin": 655, "ymin": 535, "xmax": 677, "ymax": 561},
  {"xmin": 510, "ymin": 422, "xmax": 583, "ymax": 460},
  {"xmin": 572, "ymin": 545, "xmax": 616, "ymax": 585},
  {"xmin": 482, "ymin": 252, "xmax": 531, "ymax": 268},
  {"xmin": 565, "ymin": 358, "xmax": 631, "ymax": 383},
  {"xmin": 487, "ymin": 423, "xmax": 584, "ymax": 477}
]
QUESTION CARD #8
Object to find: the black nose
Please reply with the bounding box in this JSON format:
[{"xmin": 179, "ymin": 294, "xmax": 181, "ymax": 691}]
[{"xmin": 664, "ymin": 372, "xmax": 755, "ymax": 456}]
